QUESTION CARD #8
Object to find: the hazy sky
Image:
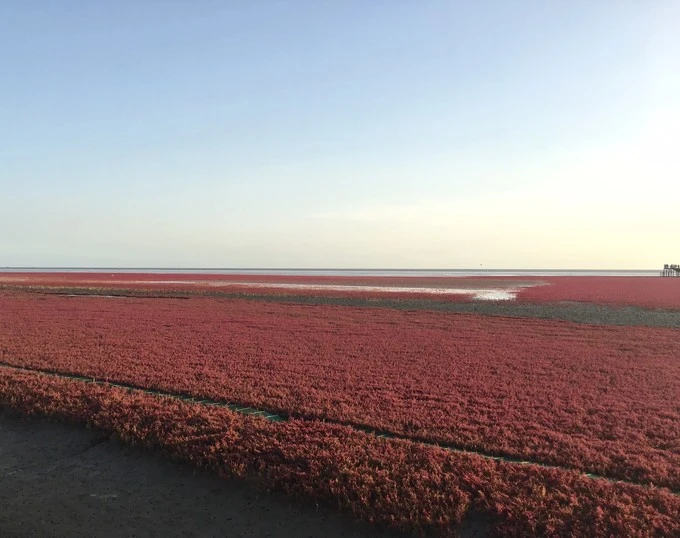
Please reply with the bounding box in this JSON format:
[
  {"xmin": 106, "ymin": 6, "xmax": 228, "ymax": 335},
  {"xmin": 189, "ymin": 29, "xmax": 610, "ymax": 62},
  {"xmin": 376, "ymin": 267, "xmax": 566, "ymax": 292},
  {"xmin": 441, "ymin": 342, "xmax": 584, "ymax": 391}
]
[{"xmin": 2, "ymin": 1, "xmax": 678, "ymax": 268}]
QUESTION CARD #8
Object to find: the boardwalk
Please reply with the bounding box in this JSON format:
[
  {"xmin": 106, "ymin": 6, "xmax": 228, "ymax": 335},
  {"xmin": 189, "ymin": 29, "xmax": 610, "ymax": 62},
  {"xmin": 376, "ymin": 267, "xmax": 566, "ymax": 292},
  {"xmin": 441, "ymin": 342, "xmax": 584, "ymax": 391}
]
[{"xmin": 661, "ymin": 264, "xmax": 680, "ymax": 277}]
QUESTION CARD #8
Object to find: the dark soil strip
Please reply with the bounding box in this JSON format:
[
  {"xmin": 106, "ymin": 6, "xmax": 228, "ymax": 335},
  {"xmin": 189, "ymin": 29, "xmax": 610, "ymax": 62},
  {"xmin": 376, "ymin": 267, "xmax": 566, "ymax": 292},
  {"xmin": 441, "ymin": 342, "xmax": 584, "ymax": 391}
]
[
  {"xmin": 246, "ymin": 294, "xmax": 680, "ymax": 328},
  {"xmin": 1, "ymin": 361, "xmax": 676, "ymax": 496},
  {"xmin": 0, "ymin": 412, "xmax": 406, "ymax": 538}
]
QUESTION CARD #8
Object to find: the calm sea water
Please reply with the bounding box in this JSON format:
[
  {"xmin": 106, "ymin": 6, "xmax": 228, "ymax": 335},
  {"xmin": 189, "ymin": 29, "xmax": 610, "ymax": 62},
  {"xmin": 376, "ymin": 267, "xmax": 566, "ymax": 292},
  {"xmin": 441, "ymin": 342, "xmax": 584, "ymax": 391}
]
[{"xmin": 0, "ymin": 268, "xmax": 659, "ymax": 277}]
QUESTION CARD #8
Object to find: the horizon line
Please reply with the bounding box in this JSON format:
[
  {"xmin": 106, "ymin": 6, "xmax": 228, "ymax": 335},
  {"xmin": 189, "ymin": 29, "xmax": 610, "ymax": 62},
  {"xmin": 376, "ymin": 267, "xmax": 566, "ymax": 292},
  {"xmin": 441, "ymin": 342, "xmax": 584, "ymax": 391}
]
[{"xmin": 0, "ymin": 267, "xmax": 660, "ymax": 272}]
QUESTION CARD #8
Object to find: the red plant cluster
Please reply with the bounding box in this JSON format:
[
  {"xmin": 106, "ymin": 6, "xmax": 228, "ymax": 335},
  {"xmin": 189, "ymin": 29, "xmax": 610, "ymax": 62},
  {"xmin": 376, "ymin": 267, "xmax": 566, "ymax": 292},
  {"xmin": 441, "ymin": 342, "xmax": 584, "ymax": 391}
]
[
  {"xmin": 1, "ymin": 291, "xmax": 678, "ymax": 489},
  {"xmin": 516, "ymin": 277, "xmax": 680, "ymax": 310},
  {"xmin": 1, "ymin": 369, "xmax": 678, "ymax": 537}
]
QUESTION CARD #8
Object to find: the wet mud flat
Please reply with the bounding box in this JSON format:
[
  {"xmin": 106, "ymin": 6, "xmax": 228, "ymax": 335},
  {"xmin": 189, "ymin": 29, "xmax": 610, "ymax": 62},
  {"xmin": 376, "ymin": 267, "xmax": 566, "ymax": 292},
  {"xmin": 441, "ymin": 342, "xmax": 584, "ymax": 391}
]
[
  {"xmin": 7, "ymin": 285, "xmax": 680, "ymax": 328},
  {"xmin": 211, "ymin": 294, "xmax": 680, "ymax": 328},
  {"xmin": 0, "ymin": 412, "xmax": 416, "ymax": 538}
]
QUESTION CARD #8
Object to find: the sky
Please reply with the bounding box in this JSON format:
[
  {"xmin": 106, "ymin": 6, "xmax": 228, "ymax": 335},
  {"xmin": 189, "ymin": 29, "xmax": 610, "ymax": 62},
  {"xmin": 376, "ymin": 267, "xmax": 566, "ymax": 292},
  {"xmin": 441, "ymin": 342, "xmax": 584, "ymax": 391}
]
[{"xmin": 1, "ymin": 1, "xmax": 678, "ymax": 269}]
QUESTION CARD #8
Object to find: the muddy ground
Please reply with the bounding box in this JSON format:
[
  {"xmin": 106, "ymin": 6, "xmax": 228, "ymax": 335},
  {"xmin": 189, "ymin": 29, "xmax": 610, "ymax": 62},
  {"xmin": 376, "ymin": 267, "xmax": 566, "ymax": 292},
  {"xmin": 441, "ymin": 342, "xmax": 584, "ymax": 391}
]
[
  {"xmin": 0, "ymin": 413, "xmax": 490, "ymax": 538},
  {"xmin": 234, "ymin": 295, "xmax": 680, "ymax": 328},
  {"xmin": 0, "ymin": 412, "xmax": 406, "ymax": 538}
]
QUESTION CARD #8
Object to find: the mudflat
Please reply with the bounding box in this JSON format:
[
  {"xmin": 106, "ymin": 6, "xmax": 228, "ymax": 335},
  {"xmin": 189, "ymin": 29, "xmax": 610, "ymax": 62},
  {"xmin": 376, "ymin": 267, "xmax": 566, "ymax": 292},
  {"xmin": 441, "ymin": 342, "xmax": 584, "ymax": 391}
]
[{"xmin": 0, "ymin": 412, "xmax": 411, "ymax": 538}]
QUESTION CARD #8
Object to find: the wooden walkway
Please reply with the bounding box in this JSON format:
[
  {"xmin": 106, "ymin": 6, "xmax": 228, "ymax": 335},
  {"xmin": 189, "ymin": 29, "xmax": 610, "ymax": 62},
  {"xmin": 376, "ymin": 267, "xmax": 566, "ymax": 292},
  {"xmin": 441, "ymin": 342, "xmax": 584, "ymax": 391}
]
[{"xmin": 661, "ymin": 264, "xmax": 680, "ymax": 277}]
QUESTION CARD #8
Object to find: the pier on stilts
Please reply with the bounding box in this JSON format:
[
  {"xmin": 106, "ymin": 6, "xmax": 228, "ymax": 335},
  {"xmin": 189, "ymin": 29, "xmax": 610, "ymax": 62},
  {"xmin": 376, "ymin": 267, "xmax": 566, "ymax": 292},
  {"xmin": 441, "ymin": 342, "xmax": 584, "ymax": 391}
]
[{"xmin": 661, "ymin": 264, "xmax": 680, "ymax": 277}]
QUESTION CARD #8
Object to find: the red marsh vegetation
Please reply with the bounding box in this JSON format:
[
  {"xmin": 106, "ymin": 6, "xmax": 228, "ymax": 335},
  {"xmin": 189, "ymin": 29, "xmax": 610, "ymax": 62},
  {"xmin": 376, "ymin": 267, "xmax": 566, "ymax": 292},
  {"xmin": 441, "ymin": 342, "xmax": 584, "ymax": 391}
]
[
  {"xmin": 2, "ymin": 369, "xmax": 679, "ymax": 537},
  {"xmin": 2, "ymin": 272, "xmax": 679, "ymax": 308},
  {"xmin": 517, "ymin": 276, "xmax": 680, "ymax": 310},
  {"xmin": 1, "ymin": 291, "xmax": 678, "ymax": 489}
]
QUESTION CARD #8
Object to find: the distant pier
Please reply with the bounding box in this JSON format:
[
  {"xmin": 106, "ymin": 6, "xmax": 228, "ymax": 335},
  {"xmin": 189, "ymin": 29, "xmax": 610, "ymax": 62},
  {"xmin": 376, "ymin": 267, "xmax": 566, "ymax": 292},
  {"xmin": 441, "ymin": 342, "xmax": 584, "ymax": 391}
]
[{"xmin": 661, "ymin": 264, "xmax": 680, "ymax": 277}]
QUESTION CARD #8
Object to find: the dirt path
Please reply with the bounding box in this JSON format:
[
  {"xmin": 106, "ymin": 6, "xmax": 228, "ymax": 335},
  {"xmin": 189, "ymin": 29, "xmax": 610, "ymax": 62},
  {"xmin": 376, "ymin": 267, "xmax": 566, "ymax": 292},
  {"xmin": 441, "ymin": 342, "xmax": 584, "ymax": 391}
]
[{"xmin": 0, "ymin": 412, "xmax": 412, "ymax": 538}]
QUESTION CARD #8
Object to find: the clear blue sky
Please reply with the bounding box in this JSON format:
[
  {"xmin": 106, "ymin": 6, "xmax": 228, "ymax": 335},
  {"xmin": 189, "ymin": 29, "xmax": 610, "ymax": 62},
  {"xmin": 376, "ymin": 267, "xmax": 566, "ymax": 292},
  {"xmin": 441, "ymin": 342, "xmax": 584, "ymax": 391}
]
[{"xmin": 2, "ymin": 1, "xmax": 678, "ymax": 268}]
